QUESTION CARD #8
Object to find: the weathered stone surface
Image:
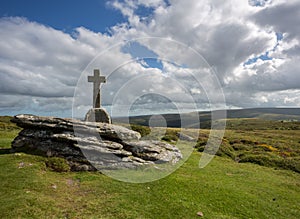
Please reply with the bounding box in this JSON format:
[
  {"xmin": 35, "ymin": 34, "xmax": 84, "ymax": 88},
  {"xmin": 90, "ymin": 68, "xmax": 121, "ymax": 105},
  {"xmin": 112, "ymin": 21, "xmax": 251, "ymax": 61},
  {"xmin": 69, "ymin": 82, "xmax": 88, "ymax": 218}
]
[
  {"xmin": 85, "ymin": 108, "xmax": 111, "ymax": 123},
  {"xmin": 123, "ymin": 140, "xmax": 182, "ymax": 164},
  {"xmin": 11, "ymin": 114, "xmax": 74, "ymax": 131},
  {"xmin": 11, "ymin": 114, "xmax": 182, "ymax": 171},
  {"xmin": 11, "ymin": 114, "xmax": 140, "ymax": 142}
]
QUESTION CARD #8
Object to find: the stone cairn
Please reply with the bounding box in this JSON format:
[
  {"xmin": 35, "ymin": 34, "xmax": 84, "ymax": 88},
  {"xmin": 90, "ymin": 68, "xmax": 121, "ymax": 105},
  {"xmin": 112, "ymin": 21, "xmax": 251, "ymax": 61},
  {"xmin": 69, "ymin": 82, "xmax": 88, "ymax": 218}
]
[{"xmin": 11, "ymin": 69, "xmax": 182, "ymax": 171}]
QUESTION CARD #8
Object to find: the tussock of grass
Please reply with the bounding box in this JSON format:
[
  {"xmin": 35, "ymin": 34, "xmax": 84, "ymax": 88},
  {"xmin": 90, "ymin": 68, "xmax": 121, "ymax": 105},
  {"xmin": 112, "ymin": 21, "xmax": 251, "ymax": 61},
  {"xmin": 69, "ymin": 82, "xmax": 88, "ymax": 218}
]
[{"xmin": 45, "ymin": 157, "xmax": 70, "ymax": 172}]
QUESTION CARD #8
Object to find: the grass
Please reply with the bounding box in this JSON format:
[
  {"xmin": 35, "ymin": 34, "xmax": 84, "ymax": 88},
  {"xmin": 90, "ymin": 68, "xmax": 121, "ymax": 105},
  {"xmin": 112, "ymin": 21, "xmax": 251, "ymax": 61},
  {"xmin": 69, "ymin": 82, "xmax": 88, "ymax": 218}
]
[
  {"xmin": 224, "ymin": 118, "xmax": 300, "ymax": 131},
  {"xmin": 195, "ymin": 128, "xmax": 300, "ymax": 173},
  {"xmin": 0, "ymin": 117, "xmax": 300, "ymax": 218}
]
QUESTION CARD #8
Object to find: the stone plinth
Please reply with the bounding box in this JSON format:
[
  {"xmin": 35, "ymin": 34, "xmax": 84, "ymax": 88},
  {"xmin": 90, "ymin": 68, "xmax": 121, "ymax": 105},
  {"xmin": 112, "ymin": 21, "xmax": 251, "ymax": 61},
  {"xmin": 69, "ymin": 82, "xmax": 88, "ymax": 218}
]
[{"xmin": 85, "ymin": 108, "xmax": 111, "ymax": 123}]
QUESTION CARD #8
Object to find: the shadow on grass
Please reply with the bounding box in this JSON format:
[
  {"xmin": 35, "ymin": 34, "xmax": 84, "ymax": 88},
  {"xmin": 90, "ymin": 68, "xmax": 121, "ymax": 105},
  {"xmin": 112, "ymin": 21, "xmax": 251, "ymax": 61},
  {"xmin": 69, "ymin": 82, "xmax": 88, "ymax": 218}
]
[
  {"xmin": 0, "ymin": 148, "xmax": 12, "ymax": 155},
  {"xmin": 0, "ymin": 147, "xmax": 45, "ymax": 157}
]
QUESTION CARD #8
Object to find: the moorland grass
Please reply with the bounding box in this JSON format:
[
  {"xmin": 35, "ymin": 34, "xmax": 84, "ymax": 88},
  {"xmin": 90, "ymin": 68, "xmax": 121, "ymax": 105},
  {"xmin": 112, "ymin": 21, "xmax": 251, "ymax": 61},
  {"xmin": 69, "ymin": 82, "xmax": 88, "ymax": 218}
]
[
  {"xmin": 0, "ymin": 118, "xmax": 300, "ymax": 218},
  {"xmin": 195, "ymin": 128, "xmax": 300, "ymax": 173}
]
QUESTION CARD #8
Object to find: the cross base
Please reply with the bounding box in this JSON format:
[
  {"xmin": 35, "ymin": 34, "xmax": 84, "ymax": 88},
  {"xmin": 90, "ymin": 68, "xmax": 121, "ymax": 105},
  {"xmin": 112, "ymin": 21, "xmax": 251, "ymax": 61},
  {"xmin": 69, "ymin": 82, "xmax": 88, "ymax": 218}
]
[{"xmin": 85, "ymin": 108, "xmax": 111, "ymax": 123}]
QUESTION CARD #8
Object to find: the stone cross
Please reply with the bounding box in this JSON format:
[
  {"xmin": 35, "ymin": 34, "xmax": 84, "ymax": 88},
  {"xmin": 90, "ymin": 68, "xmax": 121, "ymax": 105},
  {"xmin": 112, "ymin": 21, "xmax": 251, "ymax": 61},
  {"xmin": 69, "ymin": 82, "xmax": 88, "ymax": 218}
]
[{"xmin": 88, "ymin": 69, "xmax": 106, "ymax": 108}]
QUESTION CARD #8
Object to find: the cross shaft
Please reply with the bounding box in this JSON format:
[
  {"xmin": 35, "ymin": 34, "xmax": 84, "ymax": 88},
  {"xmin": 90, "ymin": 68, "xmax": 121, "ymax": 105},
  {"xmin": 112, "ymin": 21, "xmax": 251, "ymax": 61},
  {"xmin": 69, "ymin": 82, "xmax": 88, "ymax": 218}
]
[{"xmin": 88, "ymin": 69, "xmax": 106, "ymax": 108}]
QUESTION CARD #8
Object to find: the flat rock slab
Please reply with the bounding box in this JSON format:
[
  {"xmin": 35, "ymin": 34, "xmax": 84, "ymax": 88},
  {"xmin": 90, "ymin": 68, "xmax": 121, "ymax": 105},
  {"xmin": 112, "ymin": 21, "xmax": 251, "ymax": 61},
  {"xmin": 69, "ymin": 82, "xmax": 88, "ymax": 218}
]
[
  {"xmin": 11, "ymin": 114, "xmax": 182, "ymax": 171},
  {"xmin": 11, "ymin": 114, "xmax": 141, "ymax": 141}
]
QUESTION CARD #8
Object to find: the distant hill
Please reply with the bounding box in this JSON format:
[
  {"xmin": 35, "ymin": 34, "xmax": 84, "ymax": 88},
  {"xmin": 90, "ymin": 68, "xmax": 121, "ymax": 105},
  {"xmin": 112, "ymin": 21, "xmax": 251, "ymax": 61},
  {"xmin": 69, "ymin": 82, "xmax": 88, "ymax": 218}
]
[
  {"xmin": 113, "ymin": 108, "xmax": 300, "ymax": 129},
  {"xmin": 223, "ymin": 108, "xmax": 300, "ymax": 120}
]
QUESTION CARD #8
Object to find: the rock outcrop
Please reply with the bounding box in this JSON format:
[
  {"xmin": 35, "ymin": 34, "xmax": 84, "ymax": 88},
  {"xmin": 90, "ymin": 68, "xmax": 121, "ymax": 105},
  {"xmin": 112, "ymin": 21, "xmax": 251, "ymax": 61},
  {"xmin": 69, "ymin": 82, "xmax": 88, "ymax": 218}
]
[{"xmin": 11, "ymin": 114, "xmax": 182, "ymax": 171}]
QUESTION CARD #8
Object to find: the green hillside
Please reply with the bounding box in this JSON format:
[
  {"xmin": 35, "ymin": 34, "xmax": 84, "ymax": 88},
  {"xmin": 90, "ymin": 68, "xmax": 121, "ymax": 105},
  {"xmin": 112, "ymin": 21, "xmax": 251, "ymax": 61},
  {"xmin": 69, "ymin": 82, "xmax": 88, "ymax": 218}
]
[
  {"xmin": 114, "ymin": 108, "xmax": 300, "ymax": 128},
  {"xmin": 0, "ymin": 116, "xmax": 299, "ymax": 218}
]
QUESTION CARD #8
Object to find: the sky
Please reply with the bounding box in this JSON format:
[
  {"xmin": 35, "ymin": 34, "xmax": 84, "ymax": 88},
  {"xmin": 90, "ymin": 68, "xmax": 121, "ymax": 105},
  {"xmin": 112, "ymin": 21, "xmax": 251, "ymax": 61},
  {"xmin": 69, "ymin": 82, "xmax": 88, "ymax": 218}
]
[{"xmin": 0, "ymin": 0, "xmax": 300, "ymax": 118}]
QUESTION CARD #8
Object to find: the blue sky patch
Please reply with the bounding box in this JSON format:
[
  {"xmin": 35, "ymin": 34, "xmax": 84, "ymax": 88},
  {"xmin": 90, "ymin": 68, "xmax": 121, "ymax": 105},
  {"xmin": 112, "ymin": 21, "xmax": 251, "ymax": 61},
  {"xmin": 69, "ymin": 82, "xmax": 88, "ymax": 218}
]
[
  {"xmin": 244, "ymin": 32, "xmax": 283, "ymax": 66},
  {"xmin": 249, "ymin": 0, "xmax": 270, "ymax": 7},
  {"xmin": 276, "ymin": 32, "xmax": 283, "ymax": 41},
  {"xmin": 0, "ymin": 0, "xmax": 125, "ymax": 33},
  {"xmin": 244, "ymin": 51, "xmax": 272, "ymax": 65},
  {"xmin": 121, "ymin": 41, "xmax": 163, "ymax": 69}
]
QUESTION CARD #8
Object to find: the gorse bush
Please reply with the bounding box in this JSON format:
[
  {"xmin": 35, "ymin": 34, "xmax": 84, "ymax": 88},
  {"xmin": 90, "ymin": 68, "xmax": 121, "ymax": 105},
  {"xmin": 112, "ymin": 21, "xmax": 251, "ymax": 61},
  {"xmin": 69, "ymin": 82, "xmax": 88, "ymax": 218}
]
[
  {"xmin": 279, "ymin": 157, "xmax": 300, "ymax": 173},
  {"xmin": 161, "ymin": 135, "xmax": 176, "ymax": 142},
  {"xmin": 161, "ymin": 129, "xmax": 179, "ymax": 143},
  {"xmin": 216, "ymin": 144, "xmax": 235, "ymax": 159},
  {"xmin": 194, "ymin": 137, "xmax": 207, "ymax": 152},
  {"xmin": 238, "ymin": 154, "xmax": 300, "ymax": 173},
  {"xmin": 194, "ymin": 131, "xmax": 300, "ymax": 173},
  {"xmin": 239, "ymin": 154, "xmax": 279, "ymax": 167},
  {"xmin": 130, "ymin": 124, "xmax": 151, "ymax": 137}
]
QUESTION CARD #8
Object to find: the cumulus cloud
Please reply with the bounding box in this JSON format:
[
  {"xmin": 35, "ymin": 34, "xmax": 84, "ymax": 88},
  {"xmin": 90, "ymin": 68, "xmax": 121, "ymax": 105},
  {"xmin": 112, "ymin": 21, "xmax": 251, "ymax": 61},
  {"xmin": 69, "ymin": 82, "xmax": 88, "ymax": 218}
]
[
  {"xmin": 0, "ymin": 0, "xmax": 300, "ymax": 116},
  {"xmin": 109, "ymin": 0, "xmax": 277, "ymax": 81},
  {"xmin": 107, "ymin": 0, "xmax": 300, "ymax": 109},
  {"xmin": 250, "ymin": 0, "xmax": 300, "ymax": 40}
]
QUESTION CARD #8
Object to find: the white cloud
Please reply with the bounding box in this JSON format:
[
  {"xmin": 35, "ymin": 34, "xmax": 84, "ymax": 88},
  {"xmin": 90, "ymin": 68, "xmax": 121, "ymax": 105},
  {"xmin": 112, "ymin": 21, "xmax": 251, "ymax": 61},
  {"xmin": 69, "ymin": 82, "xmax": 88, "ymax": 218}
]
[
  {"xmin": 0, "ymin": 17, "xmax": 94, "ymax": 97},
  {"xmin": 110, "ymin": 0, "xmax": 278, "ymax": 82},
  {"xmin": 1, "ymin": 0, "xmax": 300, "ymax": 117}
]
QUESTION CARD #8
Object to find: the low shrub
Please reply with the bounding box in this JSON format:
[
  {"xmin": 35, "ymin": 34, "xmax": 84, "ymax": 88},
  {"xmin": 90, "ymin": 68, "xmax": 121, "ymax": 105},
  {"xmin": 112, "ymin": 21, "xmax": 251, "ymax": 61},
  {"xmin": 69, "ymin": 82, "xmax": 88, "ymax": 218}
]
[
  {"xmin": 194, "ymin": 137, "xmax": 208, "ymax": 152},
  {"xmin": 161, "ymin": 135, "xmax": 178, "ymax": 142},
  {"xmin": 217, "ymin": 144, "xmax": 236, "ymax": 159},
  {"xmin": 240, "ymin": 155, "xmax": 300, "ymax": 173},
  {"xmin": 161, "ymin": 129, "xmax": 179, "ymax": 143},
  {"xmin": 275, "ymin": 157, "xmax": 300, "ymax": 173},
  {"xmin": 130, "ymin": 124, "xmax": 151, "ymax": 137},
  {"xmin": 195, "ymin": 137, "xmax": 236, "ymax": 159},
  {"xmin": 232, "ymin": 143, "xmax": 249, "ymax": 151},
  {"xmin": 239, "ymin": 154, "xmax": 279, "ymax": 168},
  {"xmin": 45, "ymin": 157, "xmax": 70, "ymax": 172},
  {"xmin": 240, "ymin": 139, "xmax": 256, "ymax": 145}
]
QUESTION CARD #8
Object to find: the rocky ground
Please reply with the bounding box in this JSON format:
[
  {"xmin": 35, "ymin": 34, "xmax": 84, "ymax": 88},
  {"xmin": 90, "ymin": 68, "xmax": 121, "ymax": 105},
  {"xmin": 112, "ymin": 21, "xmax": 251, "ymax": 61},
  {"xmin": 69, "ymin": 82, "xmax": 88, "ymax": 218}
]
[{"xmin": 11, "ymin": 114, "xmax": 182, "ymax": 171}]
